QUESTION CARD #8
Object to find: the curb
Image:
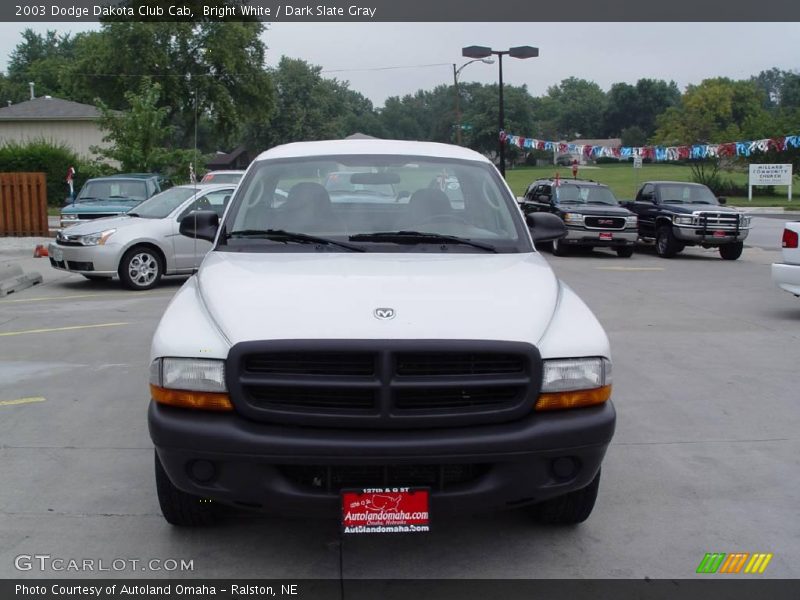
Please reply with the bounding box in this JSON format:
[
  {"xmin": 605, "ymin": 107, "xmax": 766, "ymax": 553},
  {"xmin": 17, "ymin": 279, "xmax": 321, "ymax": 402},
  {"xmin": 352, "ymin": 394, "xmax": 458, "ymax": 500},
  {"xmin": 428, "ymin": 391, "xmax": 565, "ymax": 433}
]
[{"xmin": 0, "ymin": 263, "xmax": 43, "ymax": 297}]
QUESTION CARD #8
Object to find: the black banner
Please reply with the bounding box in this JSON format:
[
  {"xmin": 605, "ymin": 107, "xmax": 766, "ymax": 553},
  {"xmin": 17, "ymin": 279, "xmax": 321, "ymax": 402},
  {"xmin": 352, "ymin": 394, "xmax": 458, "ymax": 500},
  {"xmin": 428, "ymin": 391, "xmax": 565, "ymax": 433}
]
[{"xmin": 3, "ymin": 0, "xmax": 800, "ymax": 22}]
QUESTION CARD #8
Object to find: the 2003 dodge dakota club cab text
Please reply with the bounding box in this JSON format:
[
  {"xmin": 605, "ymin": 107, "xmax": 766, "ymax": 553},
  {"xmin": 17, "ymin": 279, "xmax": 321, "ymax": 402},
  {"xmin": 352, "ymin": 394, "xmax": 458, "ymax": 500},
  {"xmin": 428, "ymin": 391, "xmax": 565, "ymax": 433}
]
[{"xmin": 148, "ymin": 139, "xmax": 616, "ymax": 529}]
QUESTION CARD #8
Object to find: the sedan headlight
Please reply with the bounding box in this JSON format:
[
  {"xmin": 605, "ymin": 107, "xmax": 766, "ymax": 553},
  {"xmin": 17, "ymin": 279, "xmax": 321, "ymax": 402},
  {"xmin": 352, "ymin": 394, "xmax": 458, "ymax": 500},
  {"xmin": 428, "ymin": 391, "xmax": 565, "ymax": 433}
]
[
  {"xmin": 79, "ymin": 229, "xmax": 116, "ymax": 246},
  {"xmin": 149, "ymin": 358, "xmax": 232, "ymax": 411},
  {"xmin": 536, "ymin": 357, "xmax": 612, "ymax": 411},
  {"xmin": 60, "ymin": 214, "xmax": 79, "ymax": 221},
  {"xmin": 563, "ymin": 212, "xmax": 584, "ymax": 224},
  {"xmin": 673, "ymin": 215, "xmax": 695, "ymax": 226}
]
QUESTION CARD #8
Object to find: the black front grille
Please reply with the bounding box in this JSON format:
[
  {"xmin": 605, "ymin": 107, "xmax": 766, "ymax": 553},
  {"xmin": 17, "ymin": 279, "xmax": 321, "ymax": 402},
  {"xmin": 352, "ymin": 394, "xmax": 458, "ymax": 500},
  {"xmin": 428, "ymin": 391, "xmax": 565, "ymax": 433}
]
[
  {"xmin": 228, "ymin": 340, "xmax": 541, "ymax": 429},
  {"xmin": 49, "ymin": 258, "xmax": 66, "ymax": 269},
  {"xmin": 394, "ymin": 385, "xmax": 522, "ymax": 410},
  {"xmin": 248, "ymin": 386, "xmax": 376, "ymax": 412},
  {"xmin": 67, "ymin": 261, "xmax": 93, "ymax": 271},
  {"xmin": 584, "ymin": 216, "xmax": 626, "ymax": 229},
  {"xmin": 279, "ymin": 463, "xmax": 489, "ymax": 492},
  {"xmin": 245, "ymin": 352, "xmax": 375, "ymax": 376},
  {"xmin": 396, "ymin": 352, "xmax": 524, "ymax": 376}
]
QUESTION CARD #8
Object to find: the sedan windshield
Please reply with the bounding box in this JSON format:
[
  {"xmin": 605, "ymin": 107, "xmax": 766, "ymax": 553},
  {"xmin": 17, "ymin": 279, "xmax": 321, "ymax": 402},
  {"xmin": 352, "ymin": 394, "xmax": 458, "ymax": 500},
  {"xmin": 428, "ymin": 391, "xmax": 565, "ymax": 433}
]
[
  {"xmin": 126, "ymin": 187, "xmax": 196, "ymax": 219},
  {"xmin": 555, "ymin": 185, "xmax": 618, "ymax": 205},
  {"xmin": 224, "ymin": 155, "xmax": 527, "ymax": 253}
]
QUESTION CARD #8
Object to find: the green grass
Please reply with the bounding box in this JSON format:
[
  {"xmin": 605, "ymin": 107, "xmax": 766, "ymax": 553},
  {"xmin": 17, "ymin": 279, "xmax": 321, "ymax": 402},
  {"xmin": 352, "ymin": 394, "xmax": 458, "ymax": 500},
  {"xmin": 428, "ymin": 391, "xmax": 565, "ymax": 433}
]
[{"xmin": 504, "ymin": 163, "xmax": 798, "ymax": 207}]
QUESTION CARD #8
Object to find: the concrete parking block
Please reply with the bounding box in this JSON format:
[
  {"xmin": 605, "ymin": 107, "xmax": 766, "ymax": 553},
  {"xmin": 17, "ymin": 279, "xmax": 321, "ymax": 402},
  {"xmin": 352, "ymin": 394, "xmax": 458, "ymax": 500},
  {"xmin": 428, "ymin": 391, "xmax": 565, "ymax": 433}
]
[{"xmin": 0, "ymin": 263, "xmax": 43, "ymax": 297}]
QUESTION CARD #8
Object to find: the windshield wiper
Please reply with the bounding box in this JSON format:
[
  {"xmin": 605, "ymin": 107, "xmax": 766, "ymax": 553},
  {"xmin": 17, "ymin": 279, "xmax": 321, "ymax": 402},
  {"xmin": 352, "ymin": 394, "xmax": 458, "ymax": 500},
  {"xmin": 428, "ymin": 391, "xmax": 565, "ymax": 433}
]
[
  {"xmin": 349, "ymin": 231, "xmax": 497, "ymax": 252},
  {"xmin": 225, "ymin": 229, "xmax": 364, "ymax": 252}
]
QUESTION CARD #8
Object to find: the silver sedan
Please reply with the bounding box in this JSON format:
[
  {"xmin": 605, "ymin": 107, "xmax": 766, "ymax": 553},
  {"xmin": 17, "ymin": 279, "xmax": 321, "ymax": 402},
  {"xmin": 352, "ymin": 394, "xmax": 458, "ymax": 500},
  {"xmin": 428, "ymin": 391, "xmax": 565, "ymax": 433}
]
[{"xmin": 48, "ymin": 183, "xmax": 236, "ymax": 290}]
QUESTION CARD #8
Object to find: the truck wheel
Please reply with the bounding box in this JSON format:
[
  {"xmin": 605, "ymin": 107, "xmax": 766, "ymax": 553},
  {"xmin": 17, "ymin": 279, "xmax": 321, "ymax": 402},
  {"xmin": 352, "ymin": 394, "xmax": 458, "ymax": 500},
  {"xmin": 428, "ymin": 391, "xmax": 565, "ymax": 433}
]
[
  {"xmin": 719, "ymin": 242, "xmax": 743, "ymax": 260},
  {"xmin": 532, "ymin": 469, "xmax": 601, "ymax": 525},
  {"xmin": 552, "ymin": 237, "xmax": 570, "ymax": 257},
  {"xmin": 119, "ymin": 245, "xmax": 162, "ymax": 290},
  {"xmin": 154, "ymin": 451, "xmax": 217, "ymax": 526},
  {"xmin": 616, "ymin": 247, "xmax": 634, "ymax": 258},
  {"xmin": 655, "ymin": 226, "xmax": 683, "ymax": 258}
]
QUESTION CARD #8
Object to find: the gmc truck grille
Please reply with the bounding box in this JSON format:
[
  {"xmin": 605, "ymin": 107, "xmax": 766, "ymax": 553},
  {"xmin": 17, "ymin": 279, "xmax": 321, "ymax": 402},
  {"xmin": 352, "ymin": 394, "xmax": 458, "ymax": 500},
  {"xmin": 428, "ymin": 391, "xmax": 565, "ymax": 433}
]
[
  {"xmin": 279, "ymin": 463, "xmax": 489, "ymax": 492},
  {"xmin": 584, "ymin": 216, "xmax": 626, "ymax": 230},
  {"xmin": 227, "ymin": 340, "xmax": 542, "ymax": 428}
]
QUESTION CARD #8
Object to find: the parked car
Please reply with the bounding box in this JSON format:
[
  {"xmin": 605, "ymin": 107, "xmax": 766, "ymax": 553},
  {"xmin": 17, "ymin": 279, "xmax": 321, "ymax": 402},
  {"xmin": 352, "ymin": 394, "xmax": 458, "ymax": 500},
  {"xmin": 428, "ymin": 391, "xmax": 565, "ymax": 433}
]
[
  {"xmin": 622, "ymin": 181, "xmax": 750, "ymax": 260},
  {"xmin": 60, "ymin": 173, "xmax": 162, "ymax": 229},
  {"xmin": 200, "ymin": 170, "xmax": 245, "ymax": 184},
  {"xmin": 48, "ymin": 183, "xmax": 236, "ymax": 290},
  {"xmin": 520, "ymin": 178, "xmax": 638, "ymax": 257},
  {"xmin": 772, "ymin": 222, "xmax": 800, "ymax": 296},
  {"xmin": 148, "ymin": 139, "xmax": 616, "ymax": 529}
]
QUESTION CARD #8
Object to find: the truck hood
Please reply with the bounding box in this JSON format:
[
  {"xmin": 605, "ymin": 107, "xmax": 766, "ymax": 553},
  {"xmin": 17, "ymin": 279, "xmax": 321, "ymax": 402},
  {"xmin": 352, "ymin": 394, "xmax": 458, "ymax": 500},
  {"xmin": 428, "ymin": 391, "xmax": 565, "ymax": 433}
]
[
  {"xmin": 557, "ymin": 204, "xmax": 633, "ymax": 216},
  {"xmin": 196, "ymin": 251, "xmax": 560, "ymax": 345},
  {"xmin": 662, "ymin": 203, "xmax": 740, "ymax": 214}
]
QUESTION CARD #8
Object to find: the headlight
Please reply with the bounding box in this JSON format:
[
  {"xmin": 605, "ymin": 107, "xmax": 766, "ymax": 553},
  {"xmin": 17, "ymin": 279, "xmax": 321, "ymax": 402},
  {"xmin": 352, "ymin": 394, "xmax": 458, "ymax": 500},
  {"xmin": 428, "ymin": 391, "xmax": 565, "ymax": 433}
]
[
  {"xmin": 739, "ymin": 214, "xmax": 751, "ymax": 227},
  {"xmin": 149, "ymin": 358, "xmax": 232, "ymax": 411},
  {"xmin": 61, "ymin": 214, "xmax": 79, "ymax": 221},
  {"xmin": 625, "ymin": 215, "xmax": 638, "ymax": 226},
  {"xmin": 563, "ymin": 212, "xmax": 584, "ymax": 224},
  {"xmin": 79, "ymin": 229, "xmax": 116, "ymax": 246},
  {"xmin": 673, "ymin": 215, "xmax": 695, "ymax": 225},
  {"xmin": 536, "ymin": 357, "xmax": 612, "ymax": 411}
]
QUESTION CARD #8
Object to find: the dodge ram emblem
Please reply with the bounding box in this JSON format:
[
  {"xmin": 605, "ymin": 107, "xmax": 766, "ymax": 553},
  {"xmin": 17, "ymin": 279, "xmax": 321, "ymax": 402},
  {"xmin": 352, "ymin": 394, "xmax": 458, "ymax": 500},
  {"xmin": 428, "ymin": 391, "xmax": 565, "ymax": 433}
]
[{"xmin": 373, "ymin": 308, "xmax": 396, "ymax": 320}]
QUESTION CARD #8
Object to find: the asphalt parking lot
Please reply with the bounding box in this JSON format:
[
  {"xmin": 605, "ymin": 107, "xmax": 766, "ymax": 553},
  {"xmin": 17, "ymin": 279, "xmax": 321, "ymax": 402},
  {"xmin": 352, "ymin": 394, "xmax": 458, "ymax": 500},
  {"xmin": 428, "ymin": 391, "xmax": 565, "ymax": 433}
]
[{"xmin": 1, "ymin": 218, "xmax": 798, "ymax": 581}]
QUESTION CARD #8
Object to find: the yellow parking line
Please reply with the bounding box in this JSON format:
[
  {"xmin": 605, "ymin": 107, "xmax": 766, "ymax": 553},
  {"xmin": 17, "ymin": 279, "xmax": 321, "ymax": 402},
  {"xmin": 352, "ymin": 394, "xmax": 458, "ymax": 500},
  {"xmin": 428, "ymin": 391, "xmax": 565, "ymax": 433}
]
[
  {"xmin": 596, "ymin": 267, "xmax": 665, "ymax": 271},
  {"xmin": 0, "ymin": 322, "xmax": 129, "ymax": 337},
  {"xmin": 0, "ymin": 396, "xmax": 46, "ymax": 407},
  {"xmin": 0, "ymin": 292, "xmax": 167, "ymax": 304}
]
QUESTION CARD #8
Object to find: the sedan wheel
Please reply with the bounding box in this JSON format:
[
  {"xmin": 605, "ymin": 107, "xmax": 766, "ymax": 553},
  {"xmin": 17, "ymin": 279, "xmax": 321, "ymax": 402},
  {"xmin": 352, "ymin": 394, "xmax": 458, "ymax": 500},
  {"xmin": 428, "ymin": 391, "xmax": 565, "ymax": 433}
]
[{"xmin": 119, "ymin": 246, "xmax": 162, "ymax": 290}]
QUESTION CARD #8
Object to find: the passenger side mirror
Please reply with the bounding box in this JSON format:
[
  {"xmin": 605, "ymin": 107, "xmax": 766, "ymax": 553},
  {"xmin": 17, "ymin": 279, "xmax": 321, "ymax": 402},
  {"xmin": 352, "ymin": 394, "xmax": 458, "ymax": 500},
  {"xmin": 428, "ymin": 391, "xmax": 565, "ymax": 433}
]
[
  {"xmin": 179, "ymin": 210, "xmax": 219, "ymax": 243},
  {"xmin": 717, "ymin": 197, "xmax": 727, "ymax": 205},
  {"xmin": 526, "ymin": 212, "xmax": 567, "ymax": 242}
]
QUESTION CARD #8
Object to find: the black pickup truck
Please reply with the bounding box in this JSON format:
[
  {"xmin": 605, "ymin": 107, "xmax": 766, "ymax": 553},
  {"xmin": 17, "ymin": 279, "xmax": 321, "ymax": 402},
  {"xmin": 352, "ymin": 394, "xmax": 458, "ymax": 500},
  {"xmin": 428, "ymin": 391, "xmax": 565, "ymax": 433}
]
[{"xmin": 621, "ymin": 181, "xmax": 751, "ymax": 260}]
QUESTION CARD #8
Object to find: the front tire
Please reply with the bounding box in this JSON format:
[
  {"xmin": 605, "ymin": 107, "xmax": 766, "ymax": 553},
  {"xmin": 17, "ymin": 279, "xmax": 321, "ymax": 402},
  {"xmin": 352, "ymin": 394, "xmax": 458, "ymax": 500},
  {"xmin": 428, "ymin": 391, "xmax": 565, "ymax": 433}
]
[
  {"xmin": 552, "ymin": 237, "xmax": 570, "ymax": 257},
  {"xmin": 656, "ymin": 226, "xmax": 683, "ymax": 258},
  {"xmin": 532, "ymin": 469, "xmax": 601, "ymax": 525},
  {"xmin": 119, "ymin": 246, "xmax": 162, "ymax": 290},
  {"xmin": 616, "ymin": 246, "xmax": 634, "ymax": 258},
  {"xmin": 719, "ymin": 242, "xmax": 743, "ymax": 260},
  {"xmin": 155, "ymin": 451, "xmax": 217, "ymax": 527}
]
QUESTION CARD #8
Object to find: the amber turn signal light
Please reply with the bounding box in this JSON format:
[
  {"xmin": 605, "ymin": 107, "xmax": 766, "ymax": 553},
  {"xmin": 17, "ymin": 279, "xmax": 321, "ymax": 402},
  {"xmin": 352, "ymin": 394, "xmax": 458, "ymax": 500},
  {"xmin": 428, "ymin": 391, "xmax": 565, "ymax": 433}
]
[
  {"xmin": 535, "ymin": 385, "xmax": 612, "ymax": 411},
  {"xmin": 150, "ymin": 384, "xmax": 234, "ymax": 412}
]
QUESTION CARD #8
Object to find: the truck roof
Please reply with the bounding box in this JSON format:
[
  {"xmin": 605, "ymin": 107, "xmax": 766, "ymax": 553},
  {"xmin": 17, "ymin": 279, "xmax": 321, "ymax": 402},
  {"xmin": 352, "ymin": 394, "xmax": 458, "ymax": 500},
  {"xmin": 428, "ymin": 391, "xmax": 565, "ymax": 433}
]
[{"xmin": 254, "ymin": 139, "xmax": 493, "ymax": 164}]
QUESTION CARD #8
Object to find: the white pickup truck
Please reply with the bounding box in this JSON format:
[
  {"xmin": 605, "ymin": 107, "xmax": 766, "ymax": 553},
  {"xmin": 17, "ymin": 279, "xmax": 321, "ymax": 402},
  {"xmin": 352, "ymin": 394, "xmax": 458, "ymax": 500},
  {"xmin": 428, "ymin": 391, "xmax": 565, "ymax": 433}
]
[{"xmin": 772, "ymin": 221, "xmax": 800, "ymax": 296}]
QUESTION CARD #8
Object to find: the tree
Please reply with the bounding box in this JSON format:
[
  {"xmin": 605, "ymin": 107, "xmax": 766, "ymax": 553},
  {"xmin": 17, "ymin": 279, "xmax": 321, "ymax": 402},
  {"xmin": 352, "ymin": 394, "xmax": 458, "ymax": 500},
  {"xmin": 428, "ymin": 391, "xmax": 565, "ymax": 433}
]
[
  {"xmin": 603, "ymin": 79, "xmax": 680, "ymax": 138},
  {"xmin": 93, "ymin": 79, "xmax": 202, "ymax": 182},
  {"xmin": 540, "ymin": 77, "xmax": 607, "ymax": 139},
  {"xmin": 652, "ymin": 78, "xmax": 768, "ymax": 145},
  {"xmin": 4, "ymin": 29, "xmax": 78, "ymax": 101}
]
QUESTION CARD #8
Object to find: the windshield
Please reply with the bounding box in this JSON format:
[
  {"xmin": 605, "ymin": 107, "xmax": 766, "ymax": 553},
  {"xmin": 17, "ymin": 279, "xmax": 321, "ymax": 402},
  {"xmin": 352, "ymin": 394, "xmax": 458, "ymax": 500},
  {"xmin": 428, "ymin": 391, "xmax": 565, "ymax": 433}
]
[
  {"xmin": 555, "ymin": 184, "xmax": 618, "ymax": 205},
  {"xmin": 78, "ymin": 180, "xmax": 148, "ymax": 201},
  {"xmin": 223, "ymin": 155, "xmax": 528, "ymax": 253},
  {"xmin": 127, "ymin": 187, "xmax": 196, "ymax": 219},
  {"xmin": 660, "ymin": 184, "xmax": 718, "ymax": 204}
]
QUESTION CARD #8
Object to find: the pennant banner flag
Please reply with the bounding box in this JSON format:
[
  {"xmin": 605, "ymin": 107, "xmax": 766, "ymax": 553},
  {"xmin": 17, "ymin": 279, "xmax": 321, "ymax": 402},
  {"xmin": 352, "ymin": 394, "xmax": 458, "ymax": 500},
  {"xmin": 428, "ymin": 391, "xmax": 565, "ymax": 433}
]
[{"xmin": 500, "ymin": 131, "xmax": 800, "ymax": 162}]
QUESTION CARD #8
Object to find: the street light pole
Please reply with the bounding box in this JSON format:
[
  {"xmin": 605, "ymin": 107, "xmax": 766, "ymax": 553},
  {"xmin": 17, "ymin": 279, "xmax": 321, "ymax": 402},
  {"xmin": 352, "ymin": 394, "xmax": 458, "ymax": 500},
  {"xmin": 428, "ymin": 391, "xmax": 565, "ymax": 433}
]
[
  {"xmin": 462, "ymin": 45, "xmax": 539, "ymax": 178},
  {"xmin": 452, "ymin": 58, "xmax": 493, "ymax": 146}
]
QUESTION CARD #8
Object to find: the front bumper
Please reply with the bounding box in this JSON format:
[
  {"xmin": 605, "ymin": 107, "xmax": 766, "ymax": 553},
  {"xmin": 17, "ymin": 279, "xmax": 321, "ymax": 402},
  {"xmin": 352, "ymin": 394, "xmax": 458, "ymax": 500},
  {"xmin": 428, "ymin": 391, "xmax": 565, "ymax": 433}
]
[
  {"xmin": 47, "ymin": 242, "xmax": 121, "ymax": 276},
  {"xmin": 562, "ymin": 227, "xmax": 638, "ymax": 246},
  {"xmin": 672, "ymin": 225, "xmax": 749, "ymax": 244},
  {"xmin": 149, "ymin": 400, "xmax": 616, "ymax": 517},
  {"xmin": 772, "ymin": 262, "xmax": 800, "ymax": 296}
]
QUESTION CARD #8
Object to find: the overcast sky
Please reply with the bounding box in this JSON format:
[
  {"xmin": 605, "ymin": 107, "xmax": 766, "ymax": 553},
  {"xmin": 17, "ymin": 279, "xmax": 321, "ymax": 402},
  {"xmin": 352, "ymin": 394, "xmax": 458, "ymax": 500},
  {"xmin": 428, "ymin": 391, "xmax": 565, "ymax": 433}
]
[{"xmin": 1, "ymin": 22, "xmax": 798, "ymax": 107}]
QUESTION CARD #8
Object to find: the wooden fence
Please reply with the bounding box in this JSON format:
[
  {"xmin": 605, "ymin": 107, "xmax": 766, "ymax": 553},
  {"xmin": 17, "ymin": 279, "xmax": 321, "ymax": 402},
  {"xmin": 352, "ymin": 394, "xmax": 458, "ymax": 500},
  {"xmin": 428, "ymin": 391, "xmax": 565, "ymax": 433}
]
[{"xmin": 0, "ymin": 172, "xmax": 49, "ymax": 237}]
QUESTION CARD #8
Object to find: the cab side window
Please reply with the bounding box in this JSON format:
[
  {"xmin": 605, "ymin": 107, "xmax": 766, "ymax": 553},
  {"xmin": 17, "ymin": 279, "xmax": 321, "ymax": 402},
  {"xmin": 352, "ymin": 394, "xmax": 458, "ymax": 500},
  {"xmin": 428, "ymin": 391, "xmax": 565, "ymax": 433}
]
[{"xmin": 638, "ymin": 184, "xmax": 655, "ymax": 202}]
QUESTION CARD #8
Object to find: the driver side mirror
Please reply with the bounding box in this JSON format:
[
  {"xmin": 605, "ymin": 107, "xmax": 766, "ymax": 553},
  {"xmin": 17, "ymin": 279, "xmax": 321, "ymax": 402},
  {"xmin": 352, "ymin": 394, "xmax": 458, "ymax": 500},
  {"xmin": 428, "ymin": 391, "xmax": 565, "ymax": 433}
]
[
  {"xmin": 526, "ymin": 212, "xmax": 567, "ymax": 242},
  {"xmin": 179, "ymin": 210, "xmax": 219, "ymax": 243},
  {"xmin": 537, "ymin": 194, "xmax": 551, "ymax": 203},
  {"xmin": 717, "ymin": 197, "xmax": 727, "ymax": 205}
]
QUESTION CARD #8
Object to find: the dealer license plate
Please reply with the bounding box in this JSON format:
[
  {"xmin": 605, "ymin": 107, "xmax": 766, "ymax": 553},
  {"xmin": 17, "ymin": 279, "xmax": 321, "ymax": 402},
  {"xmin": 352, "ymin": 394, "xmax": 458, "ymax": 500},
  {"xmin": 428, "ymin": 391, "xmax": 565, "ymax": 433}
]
[
  {"xmin": 599, "ymin": 232, "xmax": 613, "ymax": 240},
  {"xmin": 51, "ymin": 247, "xmax": 63, "ymax": 261},
  {"xmin": 713, "ymin": 230, "xmax": 727, "ymax": 238},
  {"xmin": 341, "ymin": 487, "xmax": 430, "ymax": 534}
]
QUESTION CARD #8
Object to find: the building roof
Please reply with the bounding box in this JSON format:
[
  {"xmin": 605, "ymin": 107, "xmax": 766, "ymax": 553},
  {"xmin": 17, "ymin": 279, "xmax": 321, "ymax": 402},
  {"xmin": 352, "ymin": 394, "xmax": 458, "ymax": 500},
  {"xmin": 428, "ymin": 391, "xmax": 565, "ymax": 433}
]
[
  {"xmin": 0, "ymin": 96, "xmax": 103, "ymax": 121},
  {"xmin": 256, "ymin": 139, "xmax": 491, "ymax": 164},
  {"xmin": 206, "ymin": 145, "xmax": 250, "ymax": 168}
]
